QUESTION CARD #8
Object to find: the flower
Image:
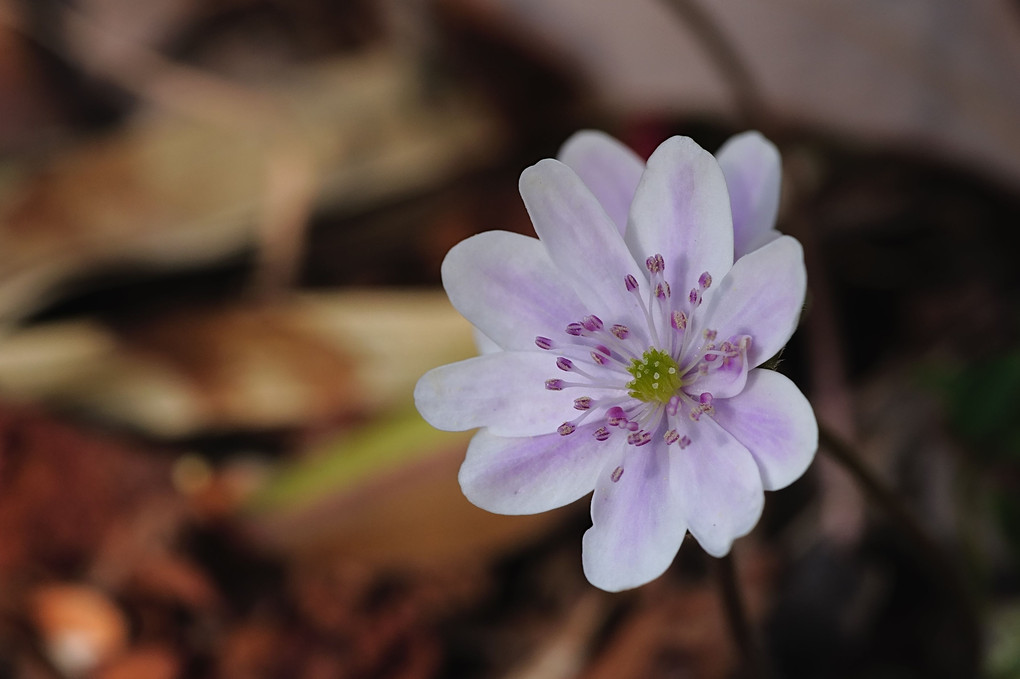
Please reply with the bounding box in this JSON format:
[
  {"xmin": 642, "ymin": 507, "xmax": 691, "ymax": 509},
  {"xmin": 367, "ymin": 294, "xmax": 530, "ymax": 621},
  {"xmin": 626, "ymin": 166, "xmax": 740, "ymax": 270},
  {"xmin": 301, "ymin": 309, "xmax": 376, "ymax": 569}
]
[{"xmin": 415, "ymin": 131, "xmax": 817, "ymax": 592}]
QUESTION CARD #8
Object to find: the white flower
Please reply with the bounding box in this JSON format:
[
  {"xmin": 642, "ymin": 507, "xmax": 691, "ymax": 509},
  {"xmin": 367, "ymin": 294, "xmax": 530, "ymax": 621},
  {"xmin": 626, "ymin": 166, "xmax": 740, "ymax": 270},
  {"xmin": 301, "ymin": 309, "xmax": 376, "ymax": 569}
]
[{"xmin": 415, "ymin": 131, "xmax": 817, "ymax": 592}]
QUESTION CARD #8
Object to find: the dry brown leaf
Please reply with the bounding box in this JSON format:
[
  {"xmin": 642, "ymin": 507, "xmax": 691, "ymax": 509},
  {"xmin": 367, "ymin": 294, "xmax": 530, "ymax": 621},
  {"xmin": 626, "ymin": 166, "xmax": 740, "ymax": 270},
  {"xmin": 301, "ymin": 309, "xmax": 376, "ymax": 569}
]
[
  {"xmin": 247, "ymin": 425, "xmax": 563, "ymax": 569},
  {"xmin": 0, "ymin": 49, "xmax": 501, "ymax": 323},
  {"xmin": 0, "ymin": 290, "xmax": 476, "ymax": 436}
]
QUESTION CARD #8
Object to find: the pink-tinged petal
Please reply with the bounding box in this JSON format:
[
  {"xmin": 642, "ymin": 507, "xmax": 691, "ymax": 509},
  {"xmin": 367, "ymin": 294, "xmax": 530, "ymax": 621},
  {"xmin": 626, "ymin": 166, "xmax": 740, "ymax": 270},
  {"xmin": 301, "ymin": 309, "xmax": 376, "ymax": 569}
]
[
  {"xmin": 717, "ymin": 132, "xmax": 783, "ymax": 259},
  {"xmin": 675, "ymin": 417, "xmax": 764, "ymax": 557},
  {"xmin": 626, "ymin": 136, "xmax": 733, "ymax": 295},
  {"xmin": 690, "ymin": 236, "xmax": 806, "ymax": 369},
  {"xmin": 713, "ymin": 369, "xmax": 818, "ymax": 491},
  {"xmin": 558, "ymin": 130, "xmax": 644, "ymax": 236},
  {"xmin": 414, "ymin": 352, "xmax": 574, "ymax": 436},
  {"xmin": 459, "ymin": 426, "xmax": 609, "ymax": 515},
  {"xmin": 442, "ymin": 230, "xmax": 589, "ymax": 352},
  {"xmin": 582, "ymin": 441, "xmax": 686, "ymax": 591},
  {"xmin": 520, "ymin": 159, "xmax": 645, "ymax": 327}
]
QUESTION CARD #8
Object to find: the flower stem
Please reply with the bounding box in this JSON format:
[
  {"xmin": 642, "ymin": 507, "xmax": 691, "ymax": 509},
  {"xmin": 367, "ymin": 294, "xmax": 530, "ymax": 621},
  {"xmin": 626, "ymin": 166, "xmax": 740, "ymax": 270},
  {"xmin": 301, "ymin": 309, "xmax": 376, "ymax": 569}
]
[
  {"xmin": 818, "ymin": 424, "xmax": 982, "ymax": 675},
  {"xmin": 713, "ymin": 551, "xmax": 768, "ymax": 679},
  {"xmin": 661, "ymin": 0, "xmax": 771, "ymax": 130}
]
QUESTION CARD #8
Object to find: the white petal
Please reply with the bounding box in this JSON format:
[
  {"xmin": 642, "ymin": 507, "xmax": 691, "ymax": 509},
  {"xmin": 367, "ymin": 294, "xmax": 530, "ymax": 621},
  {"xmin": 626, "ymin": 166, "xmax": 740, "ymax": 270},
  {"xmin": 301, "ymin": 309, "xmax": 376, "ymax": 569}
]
[
  {"xmin": 582, "ymin": 440, "xmax": 687, "ymax": 591},
  {"xmin": 626, "ymin": 136, "xmax": 734, "ymax": 295},
  {"xmin": 716, "ymin": 132, "xmax": 783, "ymax": 259},
  {"xmin": 519, "ymin": 159, "xmax": 646, "ymax": 329},
  {"xmin": 674, "ymin": 417, "xmax": 764, "ymax": 557},
  {"xmin": 690, "ymin": 236, "xmax": 806, "ymax": 369},
  {"xmin": 558, "ymin": 130, "xmax": 644, "ymax": 236},
  {"xmin": 459, "ymin": 426, "xmax": 609, "ymax": 515},
  {"xmin": 442, "ymin": 230, "xmax": 589, "ymax": 351},
  {"xmin": 684, "ymin": 335, "xmax": 751, "ymax": 399},
  {"xmin": 414, "ymin": 352, "xmax": 575, "ymax": 436},
  {"xmin": 712, "ymin": 369, "xmax": 818, "ymax": 491},
  {"xmin": 473, "ymin": 328, "xmax": 501, "ymax": 355}
]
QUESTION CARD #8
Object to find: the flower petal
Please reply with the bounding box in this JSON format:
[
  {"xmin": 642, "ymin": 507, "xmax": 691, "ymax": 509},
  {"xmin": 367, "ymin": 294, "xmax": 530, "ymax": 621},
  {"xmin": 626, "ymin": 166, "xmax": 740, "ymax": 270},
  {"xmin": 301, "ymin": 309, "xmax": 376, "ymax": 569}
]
[
  {"xmin": 675, "ymin": 417, "xmax": 764, "ymax": 557},
  {"xmin": 716, "ymin": 132, "xmax": 783, "ymax": 259},
  {"xmin": 626, "ymin": 136, "xmax": 734, "ymax": 295},
  {"xmin": 685, "ymin": 335, "xmax": 751, "ymax": 399},
  {"xmin": 414, "ymin": 352, "xmax": 574, "ymax": 436},
  {"xmin": 473, "ymin": 328, "xmax": 501, "ymax": 355},
  {"xmin": 558, "ymin": 130, "xmax": 645, "ymax": 236},
  {"xmin": 520, "ymin": 159, "xmax": 646, "ymax": 329},
  {"xmin": 442, "ymin": 230, "xmax": 589, "ymax": 351},
  {"xmin": 691, "ymin": 236, "xmax": 806, "ymax": 369},
  {"xmin": 582, "ymin": 441, "xmax": 686, "ymax": 591},
  {"xmin": 459, "ymin": 426, "xmax": 609, "ymax": 515},
  {"xmin": 712, "ymin": 369, "xmax": 818, "ymax": 491}
]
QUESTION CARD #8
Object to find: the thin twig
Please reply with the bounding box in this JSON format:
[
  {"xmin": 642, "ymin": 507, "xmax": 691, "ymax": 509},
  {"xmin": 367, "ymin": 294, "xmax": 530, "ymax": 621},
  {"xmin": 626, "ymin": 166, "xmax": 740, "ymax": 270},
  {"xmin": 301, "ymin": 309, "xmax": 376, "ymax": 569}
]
[
  {"xmin": 713, "ymin": 551, "xmax": 767, "ymax": 679},
  {"xmin": 661, "ymin": 0, "xmax": 771, "ymax": 130},
  {"xmin": 819, "ymin": 424, "xmax": 982, "ymax": 675}
]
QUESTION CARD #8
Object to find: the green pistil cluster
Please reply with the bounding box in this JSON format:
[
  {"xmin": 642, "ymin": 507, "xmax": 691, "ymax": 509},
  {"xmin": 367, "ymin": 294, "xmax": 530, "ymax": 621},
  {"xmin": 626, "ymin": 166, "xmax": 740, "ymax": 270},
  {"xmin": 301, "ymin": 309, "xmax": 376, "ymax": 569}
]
[{"xmin": 626, "ymin": 348, "xmax": 683, "ymax": 403}]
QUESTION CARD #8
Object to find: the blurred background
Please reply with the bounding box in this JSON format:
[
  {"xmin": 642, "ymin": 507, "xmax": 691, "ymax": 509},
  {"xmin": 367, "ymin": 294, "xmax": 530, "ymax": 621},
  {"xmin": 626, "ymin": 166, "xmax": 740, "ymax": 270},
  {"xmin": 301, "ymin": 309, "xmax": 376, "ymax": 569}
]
[{"xmin": 0, "ymin": 0, "xmax": 1018, "ymax": 677}]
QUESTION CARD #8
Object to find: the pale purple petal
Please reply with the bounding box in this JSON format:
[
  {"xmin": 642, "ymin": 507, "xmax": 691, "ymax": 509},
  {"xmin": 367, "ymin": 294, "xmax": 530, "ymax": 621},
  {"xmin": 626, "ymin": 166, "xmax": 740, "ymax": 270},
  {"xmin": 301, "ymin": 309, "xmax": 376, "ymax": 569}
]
[
  {"xmin": 684, "ymin": 335, "xmax": 750, "ymax": 399},
  {"xmin": 442, "ymin": 230, "xmax": 589, "ymax": 352},
  {"xmin": 690, "ymin": 236, "xmax": 806, "ymax": 369},
  {"xmin": 558, "ymin": 130, "xmax": 644, "ymax": 236},
  {"xmin": 459, "ymin": 426, "xmax": 610, "ymax": 515},
  {"xmin": 713, "ymin": 369, "xmax": 818, "ymax": 491},
  {"xmin": 717, "ymin": 131, "xmax": 783, "ymax": 259},
  {"xmin": 520, "ymin": 159, "xmax": 645, "ymax": 328},
  {"xmin": 626, "ymin": 136, "xmax": 733, "ymax": 295},
  {"xmin": 582, "ymin": 441, "xmax": 686, "ymax": 591},
  {"xmin": 674, "ymin": 417, "xmax": 764, "ymax": 557},
  {"xmin": 414, "ymin": 352, "xmax": 574, "ymax": 436},
  {"xmin": 473, "ymin": 328, "xmax": 501, "ymax": 355}
]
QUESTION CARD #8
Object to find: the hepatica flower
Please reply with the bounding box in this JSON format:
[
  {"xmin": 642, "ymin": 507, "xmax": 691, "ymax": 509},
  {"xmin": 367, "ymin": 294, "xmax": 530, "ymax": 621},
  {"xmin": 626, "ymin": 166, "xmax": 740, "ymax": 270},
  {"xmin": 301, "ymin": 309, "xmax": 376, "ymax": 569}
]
[{"xmin": 415, "ymin": 131, "xmax": 818, "ymax": 591}]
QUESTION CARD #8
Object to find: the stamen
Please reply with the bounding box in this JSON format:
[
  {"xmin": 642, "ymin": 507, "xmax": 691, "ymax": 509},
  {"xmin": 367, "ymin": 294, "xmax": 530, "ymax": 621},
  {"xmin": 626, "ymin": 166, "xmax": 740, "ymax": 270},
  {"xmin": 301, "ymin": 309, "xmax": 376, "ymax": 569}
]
[
  {"xmin": 703, "ymin": 329, "xmax": 717, "ymax": 342},
  {"xmin": 594, "ymin": 427, "xmax": 611, "ymax": 441},
  {"xmin": 565, "ymin": 323, "xmax": 584, "ymax": 336},
  {"xmin": 664, "ymin": 429, "xmax": 680, "ymax": 445},
  {"xmin": 655, "ymin": 282, "xmax": 671, "ymax": 299},
  {"xmin": 678, "ymin": 435, "xmax": 691, "ymax": 449},
  {"xmin": 666, "ymin": 394, "xmax": 681, "ymax": 416},
  {"xmin": 545, "ymin": 379, "xmax": 565, "ymax": 391},
  {"xmin": 591, "ymin": 351, "xmax": 609, "ymax": 366},
  {"xmin": 671, "ymin": 310, "xmax": 687, "ymax": 332},
  {"xmin": 573, "ymin": 397, "xmax": 593, "ymax": 410},
  {"xmin": 625, "ymin": 274, "xmax": 639, "ymax": 292},
  {"xmin": 606, "ymin": 406, "xmax": 628, "ymax": 427},
  {"xmin": 611, "ymin": 324, "xmax": 630, "ymax": 339},
  {"xmin": 610, "ymin": 466, "xmax": 624, "ymax": 483},
  {"xmin": 627, "ymin": 430, "xmax": 652, "ymax": 446},
  {"xmin": 582, "ymin": 315, "xmax": 604, "ymax": 332},
  {"xmin": 699, "ymin": 271, "xmax": 712, "ymax": 289},
  {"xmin": 556, "ymin": 357, "xmax": 574, "ymax": 371},
  {"xmin": 535, "ymin": 336, "xmax": 553, "ymax": 350},
  {"xmin": 558, "ymin": 422, "xmax": 576, "ymax": 436},
  {"xmin": 689, "ymin": 288, "xmax": 702, "ymax": 306},
  {"xmin": 646, "ymin": 254, "xmax": 665, "ymax": 273}
]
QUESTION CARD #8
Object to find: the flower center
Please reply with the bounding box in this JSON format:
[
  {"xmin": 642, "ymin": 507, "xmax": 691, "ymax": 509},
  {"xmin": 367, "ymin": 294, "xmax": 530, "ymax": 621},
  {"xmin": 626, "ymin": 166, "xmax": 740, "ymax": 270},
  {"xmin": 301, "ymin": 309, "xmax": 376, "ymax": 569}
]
[{"xmin": 626, "ymin": 348, "xmax": 682, "ymax": 403}]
